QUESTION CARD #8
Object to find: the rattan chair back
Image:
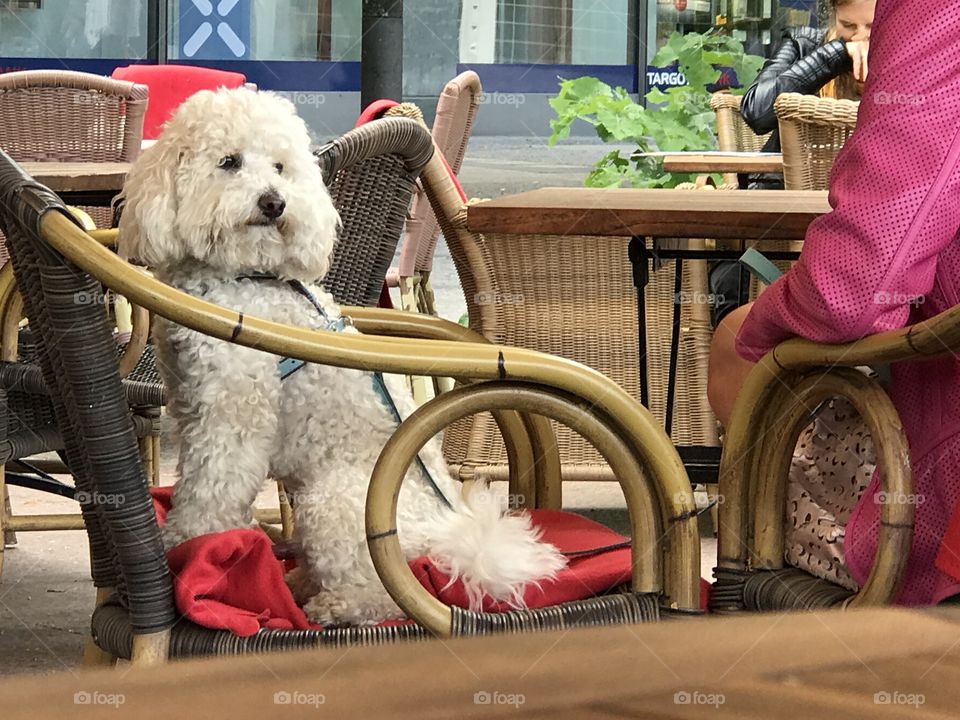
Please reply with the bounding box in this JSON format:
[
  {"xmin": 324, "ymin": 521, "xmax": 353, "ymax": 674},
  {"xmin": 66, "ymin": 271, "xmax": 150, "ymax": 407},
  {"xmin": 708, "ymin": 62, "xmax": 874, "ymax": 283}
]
[
  {"xmin": 775, "ymin": 92, "xmax": 860, "ymax": 191},
  {"xmin": 710, "ymin": 92, "xmax": 771, "ymax": 153},
  {"xmin": 399, "ymin": 71, "xmax": 482, "ymax": 279},
  {"xmin": 317, "ymin": 117, "xmax": 434, "ymax": 306},
  {"xmin": 425, "ymin": 179, "xmax": 718, "ymax": 485},
  {"xmin": 0, "ymin": 70, "xmax": 147, "ymax": 233}
]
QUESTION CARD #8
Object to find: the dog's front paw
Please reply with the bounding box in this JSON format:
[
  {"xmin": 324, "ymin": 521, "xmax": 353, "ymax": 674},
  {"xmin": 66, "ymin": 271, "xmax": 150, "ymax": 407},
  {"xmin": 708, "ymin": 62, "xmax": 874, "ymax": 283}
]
[
  {"xmin": 284, "ymin": 566, "xmax": 322, "ymax": 605},
  {"xmin": 302, "ymin": 587, "xmax": 405, "ymax": 627}
]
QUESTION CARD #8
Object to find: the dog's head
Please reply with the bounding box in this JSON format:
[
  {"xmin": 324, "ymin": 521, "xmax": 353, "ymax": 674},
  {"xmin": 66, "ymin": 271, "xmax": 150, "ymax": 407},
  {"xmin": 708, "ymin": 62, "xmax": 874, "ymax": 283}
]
[{"xmin": 118, "ymin": 87, "xmax": 339, "ymax": 280}]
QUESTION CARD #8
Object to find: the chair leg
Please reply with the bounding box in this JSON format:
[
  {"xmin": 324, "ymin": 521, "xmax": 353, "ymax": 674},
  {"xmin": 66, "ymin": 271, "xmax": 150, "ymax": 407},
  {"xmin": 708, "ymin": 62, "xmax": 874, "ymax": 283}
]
[
  {"xmin": 416, "ymin": 275, "xmax": 455, "ymax": 396},
  {"xmin": 399, "ymin": 277, "xmax": 433, "ymax": 406},
  {"xmin": 707, "ymin": 482, "xmax": 721, "ymax": 537},
  {"xmin": 82, "ymin": 587, "xmax": 118, "ymax": 668},
  {"xmin": 151, "ymin": 434, "xmax": 161, "ymax": 487},
  {"xmin": 2, "ymin": 465, "xmax": 15, "ymax": 552},
  {"xmin": 138, "ymin": 436, "xmax": 153, "ymax": 487},
  {"xmin": 277, "ymin": 480, "xmax": 294, "ymax": 540},
  {"xmin": 131, "ymin": 629, "xmax": 170, "ymax": 666}
]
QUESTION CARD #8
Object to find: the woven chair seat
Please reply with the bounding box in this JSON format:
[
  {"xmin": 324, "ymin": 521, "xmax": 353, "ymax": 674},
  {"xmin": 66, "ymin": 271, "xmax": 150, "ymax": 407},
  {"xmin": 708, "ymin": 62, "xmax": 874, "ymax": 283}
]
[
  {"xmin": 743, "ymin": 568, "xmax": 855, "ymax": 610},
  {"xmin": 92, "ymin": 590, "xmax": 659, "ymax": 657}
]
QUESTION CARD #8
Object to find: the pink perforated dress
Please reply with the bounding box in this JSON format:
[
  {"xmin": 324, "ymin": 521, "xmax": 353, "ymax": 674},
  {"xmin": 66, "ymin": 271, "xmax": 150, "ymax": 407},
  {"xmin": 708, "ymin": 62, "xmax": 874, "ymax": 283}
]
[{"xmin": 735, "ymin": 0, "xmax": 960, "ymax": 605}]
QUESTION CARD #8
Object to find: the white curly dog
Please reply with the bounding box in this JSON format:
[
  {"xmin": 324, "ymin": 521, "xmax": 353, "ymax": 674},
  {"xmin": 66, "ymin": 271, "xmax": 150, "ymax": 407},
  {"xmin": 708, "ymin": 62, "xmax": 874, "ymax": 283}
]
[{"xmin": 118, "ymin": 88, "xmax": 565, "ymax": 626}]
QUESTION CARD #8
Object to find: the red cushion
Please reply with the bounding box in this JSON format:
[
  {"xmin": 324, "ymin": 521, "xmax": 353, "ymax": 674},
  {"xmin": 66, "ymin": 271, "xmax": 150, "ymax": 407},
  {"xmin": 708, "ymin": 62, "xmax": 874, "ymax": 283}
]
[
  {"xmin": 355, "ymin": 99, "xmax": 400, "ymax": 128},
  {"xmin": 411, "ymin": 509, "xmax": 632, "ymax": 611},
  {"xmin": 149, "ymin": 487, "xmax": 661, "ymax": 635},
  {"xmin": 111, "ymin": 64, "xmax": 248, "ymax": 139}
]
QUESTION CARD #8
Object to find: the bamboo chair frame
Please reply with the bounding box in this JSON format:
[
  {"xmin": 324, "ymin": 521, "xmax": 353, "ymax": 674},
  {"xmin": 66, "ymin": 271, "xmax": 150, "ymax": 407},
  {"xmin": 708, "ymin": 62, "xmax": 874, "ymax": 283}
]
[
  {"xmin": 380, "ymin": 72, "xmax": 482, "ymax": 403},
  {"xmin": 775, "ymin": 92, "xmax": 860, "ymax": 191},
  {"xmin": 712, "ymin": 330, "xmax": 924, "ymax": 611},
  {"xmin": 385, "ymin": 72, "xmax": 482, "ymax": 313},
  {"xmin": 0, "ymin": 154, "xmax": 699, "ymax": 659},
  {"xmin": 427, "ymin": 145, "xmax": 718, "ymax": 500}
]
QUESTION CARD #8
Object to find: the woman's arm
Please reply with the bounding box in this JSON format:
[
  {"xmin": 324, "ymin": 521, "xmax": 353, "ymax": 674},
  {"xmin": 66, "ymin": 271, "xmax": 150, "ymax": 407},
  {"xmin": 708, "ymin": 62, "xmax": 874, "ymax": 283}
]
[
  {"xmin": 740, "ymin": 29, "xmax": 852, "ymax": 134},
  {"xmin": 736, "ymin": 0, "xmax": 960, "ymax": 361}
]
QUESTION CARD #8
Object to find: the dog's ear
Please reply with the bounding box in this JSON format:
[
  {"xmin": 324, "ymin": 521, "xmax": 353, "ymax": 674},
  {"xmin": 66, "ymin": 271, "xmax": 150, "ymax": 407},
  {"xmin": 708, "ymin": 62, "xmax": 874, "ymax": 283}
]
[{"xmin": 117, "ymin": 133, "xmax": 182, "ymax": 267}]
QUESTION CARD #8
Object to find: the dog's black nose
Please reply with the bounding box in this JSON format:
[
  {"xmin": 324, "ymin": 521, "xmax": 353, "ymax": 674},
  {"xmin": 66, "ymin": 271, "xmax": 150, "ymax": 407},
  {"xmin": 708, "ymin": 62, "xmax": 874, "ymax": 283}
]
[{"xmin": 258, "ymin": 191, "xmax": 286, "ymax": 220}]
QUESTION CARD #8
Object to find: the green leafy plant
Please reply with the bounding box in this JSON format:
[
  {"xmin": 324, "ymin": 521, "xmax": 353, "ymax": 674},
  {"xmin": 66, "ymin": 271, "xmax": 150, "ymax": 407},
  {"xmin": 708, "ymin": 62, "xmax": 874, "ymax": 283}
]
[{"xmin": 549, "ymin": 29, "xmax": 765, "ymax": 188}]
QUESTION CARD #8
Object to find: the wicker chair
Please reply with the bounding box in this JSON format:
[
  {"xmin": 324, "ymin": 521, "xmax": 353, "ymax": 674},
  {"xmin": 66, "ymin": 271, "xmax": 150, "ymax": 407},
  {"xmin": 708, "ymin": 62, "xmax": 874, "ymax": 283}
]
[
  {"xmin": 774, "ymin": 92, "xmax": 860, "ymax": 191},
  {"xmin": 711, "ymin": 335, "xmax": 919, "ymax": 612},
  {"xmin": 418, "ymin": 164, "xmax": 718, "ymax": 508},
  {"xmin": 0, "ymin": 118, "xmax": 436, "ymax": 574},
  {"xmin": 0, "ymin": 70, "xmax": 150, "ymax": 558},
  {"xmin": 0, "ymin": 150, "xmax": 700, "ymax": 662},
  {"xmin": 709, "ymin": 92, "xmax": 772, "ymax": 186},
  {"xmin": 317, "ymin": 117, "xmax": 435, "ymax": 307},
  {"xmin": 385, "ymin": 72, "xmax": 482, "ymax": 319},
  {"xmin": 380, "ymin": 73, "xmax": 482, "ymax": 401},
  {"xmin": 0, "ymin": 70, "xmax": 148, "ymax": 229}
]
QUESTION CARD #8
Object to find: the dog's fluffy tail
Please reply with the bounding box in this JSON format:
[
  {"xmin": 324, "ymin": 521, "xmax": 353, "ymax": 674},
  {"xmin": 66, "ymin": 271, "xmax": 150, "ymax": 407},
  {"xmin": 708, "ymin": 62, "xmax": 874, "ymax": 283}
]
[{"xmin": 427, "ymin": 484, "xmax": 567, "ymax": 610}]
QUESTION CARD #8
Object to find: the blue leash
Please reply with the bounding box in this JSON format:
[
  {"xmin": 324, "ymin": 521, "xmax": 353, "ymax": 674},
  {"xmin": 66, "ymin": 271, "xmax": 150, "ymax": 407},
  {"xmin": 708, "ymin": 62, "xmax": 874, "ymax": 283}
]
[{"xmin": 236, "ymin": 273, "xmax": 454, "ymax": 508}]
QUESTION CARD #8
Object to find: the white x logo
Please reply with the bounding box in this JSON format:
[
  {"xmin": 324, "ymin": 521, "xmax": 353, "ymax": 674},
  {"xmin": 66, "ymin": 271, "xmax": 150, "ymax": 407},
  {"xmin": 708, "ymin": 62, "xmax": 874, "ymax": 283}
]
[{"xmin": 183, "ymin": 0, "xmax": 246, "ymax": 58}]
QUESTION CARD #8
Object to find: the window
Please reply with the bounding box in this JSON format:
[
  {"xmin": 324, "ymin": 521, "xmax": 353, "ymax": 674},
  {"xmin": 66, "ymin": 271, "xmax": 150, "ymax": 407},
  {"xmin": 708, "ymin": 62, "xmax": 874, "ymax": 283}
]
[
  {"xmin": 651, "ymin": 0, "xmax": 820, "ymax": 62},
  {"xmin": 166, "ymin": 0, "xmax": 360, "ymax": 62},
  {"xmin": 492, "ymin": 0, "xmax": 630, "ymax": 65},
  {"xmin": 0, "ymin": 0, "xmax": 147, "ymax": 59}
]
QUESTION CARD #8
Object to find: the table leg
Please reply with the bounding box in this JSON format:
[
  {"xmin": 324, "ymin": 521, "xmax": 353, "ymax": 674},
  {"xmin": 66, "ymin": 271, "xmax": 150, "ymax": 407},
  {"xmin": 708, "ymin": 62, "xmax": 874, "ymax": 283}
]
[
  {"xmin": 628, "ymin": 236, "xmax": 650, "ymax": 408},
  {"xmin": 664, "ymin": 258, "xmax": 684, "ymax": 438}
]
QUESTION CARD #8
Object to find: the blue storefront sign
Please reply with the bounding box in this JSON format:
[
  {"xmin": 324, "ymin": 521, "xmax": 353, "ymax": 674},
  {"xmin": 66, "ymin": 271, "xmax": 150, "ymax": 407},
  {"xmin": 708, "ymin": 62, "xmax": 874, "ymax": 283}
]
[
  {"xmin": 645, "ymin": 64, "xmax": 741, "ymax": 94},
  {"xmin": 179, "ymin": 0, "xmax": 251, "ymax": 60}
]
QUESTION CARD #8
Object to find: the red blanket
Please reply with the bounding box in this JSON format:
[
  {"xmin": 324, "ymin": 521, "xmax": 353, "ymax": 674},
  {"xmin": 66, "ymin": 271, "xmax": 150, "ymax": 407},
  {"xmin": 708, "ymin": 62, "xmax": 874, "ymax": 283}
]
[{"xmin": 151, "ymin": 487, "xmax": 710, "ymax": 636}]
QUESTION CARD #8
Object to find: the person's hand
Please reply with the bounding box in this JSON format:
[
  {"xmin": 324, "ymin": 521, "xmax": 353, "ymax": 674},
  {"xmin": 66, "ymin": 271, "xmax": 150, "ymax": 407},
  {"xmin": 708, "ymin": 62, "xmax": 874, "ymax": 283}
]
[{"xmin": 846, "ymin": 40, "xmax": 870, "ymax": 83}]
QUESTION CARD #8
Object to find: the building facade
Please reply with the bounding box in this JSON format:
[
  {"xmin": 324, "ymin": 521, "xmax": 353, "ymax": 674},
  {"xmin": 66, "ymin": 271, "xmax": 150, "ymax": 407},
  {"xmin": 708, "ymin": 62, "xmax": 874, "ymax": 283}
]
[{"xmin": 0, "ymin": 0, "xmax": 823, "ymax": 137}]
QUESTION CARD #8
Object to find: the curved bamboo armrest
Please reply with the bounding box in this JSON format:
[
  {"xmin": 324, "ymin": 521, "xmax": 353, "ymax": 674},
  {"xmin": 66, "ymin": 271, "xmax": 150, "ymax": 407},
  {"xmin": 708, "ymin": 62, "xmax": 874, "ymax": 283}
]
[
  {"xmin": 367, "ymin": 381, "xmax": 663, "ymax": 636},
  {"xmin": 717, "ymin": 351, "xmax": 913, "ymax": 609},
  {"xmin": 716, "ymin": 314, "xmax": 959, "ymax": 606},
  {"xmin": 0, "ymin": 227, "xmax": 149, "ymax": 377},
  {"xmin": 40, "ymin": 209, "xmax": 700, "ymax": 612},
  {"xmin": 772, "ymin": 306, "xmax": 960, "ymax": 369},
  {"xmin": 346, "ymin": 306, "xmax": 561, "ymax": 509}
]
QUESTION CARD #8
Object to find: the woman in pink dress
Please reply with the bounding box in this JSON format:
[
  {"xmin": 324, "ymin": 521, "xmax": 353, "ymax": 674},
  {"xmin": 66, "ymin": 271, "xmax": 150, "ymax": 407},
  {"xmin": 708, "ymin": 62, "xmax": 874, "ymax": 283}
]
[{"xmin": 708, "ymin": 0, "xmax": 960, "ymax": 604}]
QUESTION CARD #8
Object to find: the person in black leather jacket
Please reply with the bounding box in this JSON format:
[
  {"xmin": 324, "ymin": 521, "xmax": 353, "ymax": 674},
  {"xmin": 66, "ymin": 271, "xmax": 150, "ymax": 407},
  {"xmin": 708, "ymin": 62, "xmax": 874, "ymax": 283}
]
[{"xmin": 709, "ymin": 0, "xmax": 875, "ymax": 325}]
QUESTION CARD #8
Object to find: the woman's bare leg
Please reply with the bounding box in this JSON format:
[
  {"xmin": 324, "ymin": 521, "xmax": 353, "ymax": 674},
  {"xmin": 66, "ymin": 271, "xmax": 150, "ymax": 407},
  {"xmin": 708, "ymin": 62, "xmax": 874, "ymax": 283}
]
[{"xmin": 707, "ymin": 303, "xmax": 757, "ymax": 428}]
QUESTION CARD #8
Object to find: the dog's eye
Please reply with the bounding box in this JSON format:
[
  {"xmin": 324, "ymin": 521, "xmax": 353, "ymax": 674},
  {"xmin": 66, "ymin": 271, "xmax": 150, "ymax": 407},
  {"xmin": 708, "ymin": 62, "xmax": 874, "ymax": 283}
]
[
  {"xmin": 217, "ymin": 154, "xmax": 242, "ymax": 171},
  {"xmin": 274, "ymin": 163, "xmax": 284, "ymax": 175}
]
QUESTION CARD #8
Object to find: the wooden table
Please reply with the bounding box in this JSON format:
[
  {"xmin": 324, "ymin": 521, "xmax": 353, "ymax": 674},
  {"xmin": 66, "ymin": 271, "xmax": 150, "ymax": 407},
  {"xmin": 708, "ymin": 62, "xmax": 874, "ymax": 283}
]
[
  {"xmin": 468, "ymin": 187, "xmax": 827, "ymax": 241},
  {"xmin": 660, "ymin": 152, "xmax": 784, "ymax": 175},
  {"xmin": 20, "ymin": 161, "xmax": 130, "ymax": 205},
  {"xmin": 3, "ymin": 607, "xmax": 960, "ymax": 718},
  {"xmin": 468, "ymin": 187, "xmax": 831, "ymax": 480}
]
